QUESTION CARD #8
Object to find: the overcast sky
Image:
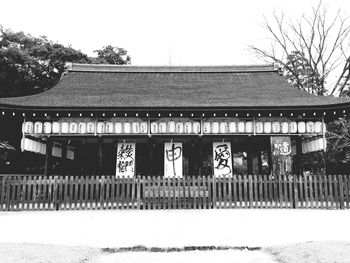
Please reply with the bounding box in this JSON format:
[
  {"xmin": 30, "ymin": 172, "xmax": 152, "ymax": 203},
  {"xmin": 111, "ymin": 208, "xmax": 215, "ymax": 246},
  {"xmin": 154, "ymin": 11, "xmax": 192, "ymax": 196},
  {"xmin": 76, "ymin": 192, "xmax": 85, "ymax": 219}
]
[{"xmin": 1, "ymin": 0, "xmax": 349, "ymax": 66}]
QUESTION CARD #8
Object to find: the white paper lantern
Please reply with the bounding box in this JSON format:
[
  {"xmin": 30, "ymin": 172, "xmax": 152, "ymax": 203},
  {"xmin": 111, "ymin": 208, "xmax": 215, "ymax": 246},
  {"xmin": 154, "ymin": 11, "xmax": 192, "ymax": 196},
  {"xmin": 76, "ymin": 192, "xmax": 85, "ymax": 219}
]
[
  {"xmin": 151, "ymin": 122, "xmax": 158, "ymax": 134},
  {"xmin": 43, "ymin": 122, "xmax": 52, "ymax": 134},
  {"xmin": 272, "ymin": 121, "xmax": 281, "ymax": 133},
  {"xmin": 219, "ymin": 122, "xmax": 228, "ymax": 133},
  {"xmin": 281, "ymin": 122, "xmax": 289, "ymax": 133},
  {"xmin": 192, "ymin": 122, "xmax": 201, "ymax": 134},
  {"xmin": 69, "ymin": 122, "xmax": 78, "ymax": 133},
  {"xmin": 255, "ymin": 122, "xmax": 263, "ymax": 133},
  {"xmin": 245, "ymin": 122, "xmax": 253, "ymax": 133},
  {"xmin": 212, "ymin": 122, "xmax": 219, "ymax": 134},
  {"xmin": 264, "ymin": 122, "xmax": 272, "ymax": 133},
  {"xmin": 314, "ymin": 121, "xmax": 323, "ymax": 134},
  {"xmin": 105, "ymin": 122, "xmax": 114, "ymax": 133},
  {"xmin": 34, "ymin": 122, "xmax": 43, "ymax": 134},
  {"xmin": 159, "ymin": 122, "xmax": 167, "ymax": 133},
  {"xmin": 306, "ymin": 121, "xmax": 315, "ymax": 133},
  {"xmin": 114, "ymin": 122, "xmax": 122, "ymax": 133},
  {"xmin": 52, "ymin": 122, "xmax": 60, "ymax": 134},
  {"xmin": 87, "ymin": 122, "xmax": 95, "ymax": 133},
  {"xmin": 228, "ymin": 122, "xmax": 237, "ymax": 133},
  {"xmin": 176, "ymin": 122, "xmax": 184, "ymax": 133},
  {"xmin": 289, "ymin": 122, "xmax": 297, "ymax": 133},
  {"xmin": 237, "ymin": 122, "xmax": 245, "ymax": 133},
  {"xmin": 96, "ymin": 122, "xmax": 105, "ymax": 133},
  {"xmin": 23, "ymin": 121, "xmax": 34, "ymax": 134},
  {"xmin": 298, "ymin": 122, "xmax": 306, "ymax": 133},
  {"xmin": 184, "ymin": 122, "xmax": 192, "ymax": 134},
  {"xmin": 78, "ymin": 122, "xmax": 86, "ymax": 134},
  {"xmin": 61, "ymin": 122, "xmax": 69, "ymax": 133},
  {"xmin": 123, "ymin": 122, "xmax": 131, "ymax": 133},
  {"xmin": 132, "ymin": 122, "xmax": 140, "ymax": 133},
  {"xmin": 203, "ymin": 122, "xmax": 211, "ymax": 133},
  {"xmin": 168, "ymin": 120, "xmax": 176, "ymax": 133},
  {"xmin": 140, "ymin": 122, "xmax": 148, "ymax": 133}
]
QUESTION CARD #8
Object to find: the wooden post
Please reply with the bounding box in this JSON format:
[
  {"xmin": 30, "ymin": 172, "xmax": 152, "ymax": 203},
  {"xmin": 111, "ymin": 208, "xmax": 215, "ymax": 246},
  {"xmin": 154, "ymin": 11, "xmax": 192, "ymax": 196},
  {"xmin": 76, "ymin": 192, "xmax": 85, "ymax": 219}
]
[
  {"xmin": 295, "ymin": 136, "xmax": 303, "ymax": 175},
  {"xmin": 98, "ymin": 137, "xmax": 103, "ymax": 175},
  {"xmin": 247, "ymin": 136, "xmax": 253, "ymax": 175},
  {"xmin": 44, "ymin": 139, "xmax": 53, "ymax": 176}
]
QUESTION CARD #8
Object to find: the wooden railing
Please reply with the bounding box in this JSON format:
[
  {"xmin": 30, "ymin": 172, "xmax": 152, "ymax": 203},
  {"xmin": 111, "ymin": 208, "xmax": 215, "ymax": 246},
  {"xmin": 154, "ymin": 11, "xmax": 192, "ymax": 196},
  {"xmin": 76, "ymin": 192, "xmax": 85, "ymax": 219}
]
[{"xmin": 0, "ymin": 174, "xmax": 349, "ymax": 211}]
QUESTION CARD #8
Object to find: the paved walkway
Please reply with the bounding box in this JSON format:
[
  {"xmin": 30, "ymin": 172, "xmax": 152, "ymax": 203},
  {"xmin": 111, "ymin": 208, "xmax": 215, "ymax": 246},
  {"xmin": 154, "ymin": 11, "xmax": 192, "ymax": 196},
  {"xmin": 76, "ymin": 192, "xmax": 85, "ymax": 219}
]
[{"xmin": 0, "ymin": 209, "xmax": 349, "ymax": 248}]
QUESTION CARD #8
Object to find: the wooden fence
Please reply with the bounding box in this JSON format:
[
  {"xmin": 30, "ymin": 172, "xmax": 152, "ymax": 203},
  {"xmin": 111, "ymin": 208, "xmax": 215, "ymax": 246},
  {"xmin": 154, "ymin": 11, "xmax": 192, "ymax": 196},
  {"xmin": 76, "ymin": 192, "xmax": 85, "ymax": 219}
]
[{"xmin": 1, "ymin": 174, "xmax": 350, "ymax": 211}]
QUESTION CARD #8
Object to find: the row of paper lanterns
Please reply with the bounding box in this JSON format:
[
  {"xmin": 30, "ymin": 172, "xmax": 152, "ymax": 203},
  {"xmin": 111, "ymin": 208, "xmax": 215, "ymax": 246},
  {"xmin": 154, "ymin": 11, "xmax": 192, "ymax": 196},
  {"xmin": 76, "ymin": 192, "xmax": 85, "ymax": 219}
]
[
  {"xmin": 21, "ymin": 138, "xmax": 74, "ymax": 159},
  {"xmin": 23, "ymin": 121, "xmax": 149, "ymax": 135},
  {"xmin": 23, "ymin": 120, "xmax": 325, "ymax": 135},
  {"xmin": 302, "ymin": 138, "xmax": 326, "ymax": 153}
]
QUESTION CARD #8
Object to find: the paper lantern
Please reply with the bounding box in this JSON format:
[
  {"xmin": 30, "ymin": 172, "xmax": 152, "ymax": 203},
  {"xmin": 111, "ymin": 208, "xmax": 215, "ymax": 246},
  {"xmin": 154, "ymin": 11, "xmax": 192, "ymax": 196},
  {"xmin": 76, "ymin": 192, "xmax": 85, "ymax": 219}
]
[
  {"xmin": 78, "ymin": 122, "xmax": 86, "ymax": 134},
  {"xmin": 298, "ymin": 122, "xmax": 306, "ymax": 133},
  {"xmin": 115, "ymin": 122, "xmax": 122, "ymax": 133},
  {"xmin": 132, "ymin": 122, "xmax": 140, "ymax": 133},
  {"xmin": 176, "ymin": 122, "xmax": 184, "ymax": 133},
  {"xmin": 67, "ymin": 149, "xmax": 74, "ymax": 160},
  {"xmin": 219, "ymin": 122, "xmax": 228, "ymax": 133},
  {"xmin": 281, "ymin": 122, "xmax": 289, "ymax": 133},
  {"xmin": 140, "ymin": 122, "xmax": 148, "ymax": 133},
  {"xmin": 23, "ymin": 121, "xmax": 34, "ymax": 134},
  {"xmin": 272, "ymin": 121, "xmax": 281, "ymax": 133},
  {"xmin": 264, "ymin": 122, "xmax": 272, "ymax": 133},
  {"xmin": 203, "ymin": 122, "xmax": 211, "ymax": 133},
  {"xmin": 184, "ymin": 122, "xmax": 192, "ymax": 134},
  {"xmin": 192, "ymin": 122, "xmax": 201, "ymax": 134},
  {"xmin": 43, "ymin": 122, "xmax": 52, "ymax": 134},
  {"xmin": 123, "ymin": 122, "xmax": 131, "ymax": 133},
  {"xmin": 255, "ymin": 122, "xmax": 263, "ymax": 133},
  {"xmin": 159, "ymin": 122, "xmax": 167, "ymax": 133},
  {"xmin": 34, "ymin": 122, "xmax": 43, "ymax": 134},
  {"xmin": 314, "ymin": 121, "xmax": 322, "ymax": 134},
  {"xmin": 96, "ymin": 122, "xmax": 105, "ymax": 133},
  {"xmin": 151, "ymin": 122, "xmax": 158, "ymax": 134},
  {"xmin": 212, "ymin": 122, "xmax": 219, "ymax": 134},
  {"xmin": 306, "ymin": 121, "xmax": 315, "ymax": 133},
  {"xmin": 87, "ymin": 122, "xmax": 95, "ymax": 133},
  {"xmin": 61, "ymin": 122, "xmax": 69, "ymax": 134},
  {"xmin": 289, "ymin": 122, "xmax": 297, "ymax": 133},
  {"xmin": 237, "ymin": 122, "xmax": 245, "ymax": 133},
  {"xmin": 168, "ymin": 120, "xmax": 176, "ymax": 133},
  {"xmin": 245, "ymin": 122, "xmax": 253, "ymax": 133},
  {"xmin": 69, "ymin": 122, "xmax": 78, "ymax": 133},
  {"xmin": 52, "ymin": 122, "xmax": 60, "ymax": 134},
  {"xmin": 105, "ymin": 122, "xmax": 114, "ymax": 133},
  {"xmin": 229, "ymin": 122, "xmax": 237, "ymax": 133}
]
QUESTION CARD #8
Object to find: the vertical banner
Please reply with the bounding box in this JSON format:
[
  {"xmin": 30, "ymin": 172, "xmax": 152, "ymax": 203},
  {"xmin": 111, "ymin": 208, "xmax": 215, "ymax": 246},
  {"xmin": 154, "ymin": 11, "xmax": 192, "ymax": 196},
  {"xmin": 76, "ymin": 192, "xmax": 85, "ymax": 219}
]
[
  {"xmin": 270, "ymin": 136, "xmax": 292, "ymax": 176},
  {"xmin": 116, "ymin": 142, "xmax": 135, "ymax": 177},
  {"xmin": 164, "ymin": 142, "xmax": 183, "ymax": 177},
  {"xmin": 213, "ymin": 142, "xmax": 233, "ymax": 177}
]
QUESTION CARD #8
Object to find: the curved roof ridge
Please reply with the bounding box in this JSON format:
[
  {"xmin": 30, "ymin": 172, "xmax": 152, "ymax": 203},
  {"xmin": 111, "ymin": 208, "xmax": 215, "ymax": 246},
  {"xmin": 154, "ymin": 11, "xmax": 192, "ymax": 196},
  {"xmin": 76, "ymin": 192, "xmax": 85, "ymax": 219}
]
[{"xmin": 68, "ymin": 63, "xmax": 276, "ymax": 73}]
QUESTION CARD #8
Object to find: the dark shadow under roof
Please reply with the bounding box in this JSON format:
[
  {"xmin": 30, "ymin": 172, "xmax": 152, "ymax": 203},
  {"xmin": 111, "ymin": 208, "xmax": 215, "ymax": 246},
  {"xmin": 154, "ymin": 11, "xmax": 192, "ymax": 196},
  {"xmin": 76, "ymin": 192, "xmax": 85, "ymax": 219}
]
[{"xmin": 0, "ymin": 64, "xmax": 349, "ymax": 110}]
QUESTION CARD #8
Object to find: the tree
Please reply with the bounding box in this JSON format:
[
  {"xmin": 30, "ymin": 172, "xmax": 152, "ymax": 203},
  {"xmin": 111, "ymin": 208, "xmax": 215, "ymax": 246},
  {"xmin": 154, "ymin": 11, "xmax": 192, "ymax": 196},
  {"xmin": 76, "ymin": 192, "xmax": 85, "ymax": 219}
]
[
  {"xmin": 250, "ymin": 1, "xmax": 350, "ymax": 96},
  {"xmin": 0, "ymin": 26, "xmax": 131, "ymax": 97},
  {"xmin": 93, "ymin": 45, "xmax": 130, "ymax": 65}
]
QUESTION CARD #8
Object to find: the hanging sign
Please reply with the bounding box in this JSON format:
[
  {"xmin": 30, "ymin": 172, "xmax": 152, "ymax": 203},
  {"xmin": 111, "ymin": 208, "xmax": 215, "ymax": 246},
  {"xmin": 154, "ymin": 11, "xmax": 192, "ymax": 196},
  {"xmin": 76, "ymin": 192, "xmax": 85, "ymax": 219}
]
[
  {"xmin": 116, "ymin": 142, "xmax": 135, "ymax": 177},
  {"xmin": 164, "ymin": 142, "xmax": 183, "ymax": 177},
  {"xmin": 270, "ymin": 136, "xmax": 292, "ymax": 176},
  {"xmin": 213, "ymin": 142, "xmax": 233, "ymax": 177}
]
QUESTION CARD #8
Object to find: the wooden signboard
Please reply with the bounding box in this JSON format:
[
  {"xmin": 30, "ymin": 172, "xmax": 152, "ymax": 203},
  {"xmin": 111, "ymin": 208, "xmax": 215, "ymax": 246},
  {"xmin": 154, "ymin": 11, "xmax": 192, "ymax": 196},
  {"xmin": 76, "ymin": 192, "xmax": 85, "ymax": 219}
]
[
  {"xmin": 213, "ymin": 142, "xmax": 233, "ymax": 177},
  {"xmin": 270, "ymin": 136, "xmax": 292, "ymax": 176},
  {"xmin": 116, "ymin": 143, "xmax": 135, "ymax": 177},
  {"xmin": 164, "ymin": 142, "xmax": 183, "ymax": 177}
]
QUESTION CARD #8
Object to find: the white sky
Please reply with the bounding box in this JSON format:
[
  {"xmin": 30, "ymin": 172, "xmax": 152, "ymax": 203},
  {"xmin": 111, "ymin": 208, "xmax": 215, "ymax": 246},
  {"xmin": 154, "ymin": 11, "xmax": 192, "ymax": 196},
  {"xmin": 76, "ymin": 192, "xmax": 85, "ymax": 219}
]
[{"xmin": 1, "ymin": 0, "xmax": 349, "ymax": 66}]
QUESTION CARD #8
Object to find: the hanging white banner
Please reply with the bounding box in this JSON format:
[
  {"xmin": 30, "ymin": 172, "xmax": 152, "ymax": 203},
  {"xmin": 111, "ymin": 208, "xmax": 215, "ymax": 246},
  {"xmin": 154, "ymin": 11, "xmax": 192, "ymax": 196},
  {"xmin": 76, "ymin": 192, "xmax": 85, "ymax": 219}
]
[
  {"xmin": 116, "ymin": 143, "xmax": 135, "ymax": 177},
  {"xmin": 164, "ymin": 142, "xmax": 183, "ymax": 177},
  {"xmin": 213, "ymin": 142, "xmax": 233, "ymax": 177}
]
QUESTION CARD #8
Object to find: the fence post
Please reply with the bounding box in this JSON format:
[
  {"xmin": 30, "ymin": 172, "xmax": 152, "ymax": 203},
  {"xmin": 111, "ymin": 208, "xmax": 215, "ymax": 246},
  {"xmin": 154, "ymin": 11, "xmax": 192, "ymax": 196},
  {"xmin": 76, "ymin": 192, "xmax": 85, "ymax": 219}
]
[
  {"xmin": 212, "ymin": 175, "xmax": 216, "ymax": 208},
  {"xmin": 53, "ymin": 176, "xmax": 59, "ymax": 210},
  {"xmin": 293, "ymin": 174, "xmax": 298, "ymax": 208},
  {"xmin": 248, "ymin": 175, "xmax": 253, "ymax": 208},
  {"xmin": 339, "ymin": 175, "xmax": 344, "ymax": 209}
]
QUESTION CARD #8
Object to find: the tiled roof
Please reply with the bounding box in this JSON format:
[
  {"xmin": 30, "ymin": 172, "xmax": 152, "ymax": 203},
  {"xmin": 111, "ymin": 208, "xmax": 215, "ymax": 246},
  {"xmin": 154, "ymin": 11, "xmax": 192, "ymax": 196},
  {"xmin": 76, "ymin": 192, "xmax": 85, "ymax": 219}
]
[{"xmin": 0, "ymin": 64, "xmax": 349, "ymax": 110}]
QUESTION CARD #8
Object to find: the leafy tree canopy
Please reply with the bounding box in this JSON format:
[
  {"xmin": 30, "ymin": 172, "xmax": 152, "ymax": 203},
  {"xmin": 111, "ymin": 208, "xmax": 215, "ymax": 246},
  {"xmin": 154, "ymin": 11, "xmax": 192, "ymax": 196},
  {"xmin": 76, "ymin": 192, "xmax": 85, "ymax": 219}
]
[{"xmin": 0, "ymin": 26, "xmax": 131, "ymax": 97}]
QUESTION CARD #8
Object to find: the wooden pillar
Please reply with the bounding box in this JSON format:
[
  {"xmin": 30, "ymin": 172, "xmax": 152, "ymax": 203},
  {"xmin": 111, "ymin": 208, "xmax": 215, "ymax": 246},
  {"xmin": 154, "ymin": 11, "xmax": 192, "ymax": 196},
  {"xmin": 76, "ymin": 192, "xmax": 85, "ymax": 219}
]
[
  {"xmin": 44, "ymin": 138, "xmax": 53, "ymax": 176},
  {"xmin": 247, "ymin": 136, "xmax": 253, "ymax": 175},
  {"xmin": 60, "ymin": 141, "xmax": 68, "ymax": 175},
  {"xmin": 98, "ymin": 137, "xmax": 103, "ymax": 175},
  {"xmin": 148, "ymin": 138, "xmax": 154, "ymax": 176},
  {"xmin": 295, "ymin": 136, "xmax": 303, "ymax": 175},
  {"xmin": 257, "ymin": 149, "xmax": 263, "ymax": 175}
]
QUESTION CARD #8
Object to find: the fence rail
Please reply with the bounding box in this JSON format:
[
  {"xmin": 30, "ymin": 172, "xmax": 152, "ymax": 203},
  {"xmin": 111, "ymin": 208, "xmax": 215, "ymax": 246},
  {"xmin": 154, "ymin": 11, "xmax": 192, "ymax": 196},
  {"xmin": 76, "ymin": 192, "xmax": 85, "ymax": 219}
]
[{"xmin": 1, "ymin": 174, "xmax": 349, "ymax": 211}]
